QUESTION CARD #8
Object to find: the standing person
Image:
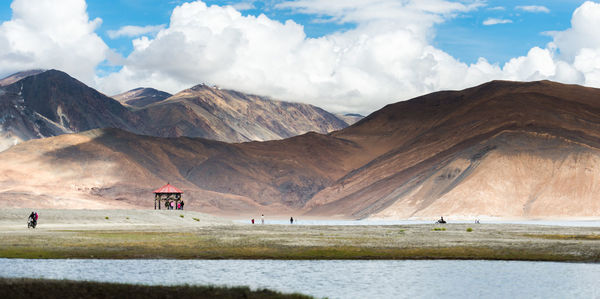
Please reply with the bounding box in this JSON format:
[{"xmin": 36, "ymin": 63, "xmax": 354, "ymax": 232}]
[
  {"xmin": 177, "ymin": 202, "xmax": 181, "ymax": 210},
  {"xmin": 251, "ymin": 219, "xmax": 255, "ymax": 224},
  {"xmin": 261, "ymin": 214, "xmax": 264, "ymax": 224},
  {"xmin": 180, "ymin": 200, "xmax": 184, "ymax": 210},
  {"xmin": 290, "ymin": 217, "xmax": 294, "ymax": 224},
  {"xmin": 171, "ymin": 201, "xmax": 175, "ymax": 210}
]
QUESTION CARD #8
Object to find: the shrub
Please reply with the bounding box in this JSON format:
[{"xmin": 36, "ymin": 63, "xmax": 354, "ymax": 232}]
[
  {"xmin": 105, "ymin": 217, "xmax": 109, "ymax": 220},
  {"xmin": 180, "ymin": 215, "xmax": 184, "ymax": 218},
  {"xmin": 432, "ymin": 227, "xmax": 446, "ymax": 231},
  {"xmin": 466, "ymin": 227, "xmax": 473, "ymax": 232},
  {"xmin": 192, "ymin": 218, "xmax": 200, "ymax": 222}
]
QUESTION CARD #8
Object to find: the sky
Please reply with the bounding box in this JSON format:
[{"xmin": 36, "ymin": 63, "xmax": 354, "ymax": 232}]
[{"xmin": 0, "ymin": 0, "xmax": 598, "ymax": 115}]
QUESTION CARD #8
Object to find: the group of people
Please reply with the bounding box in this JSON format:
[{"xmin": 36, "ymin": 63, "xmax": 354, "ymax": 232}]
[
  {"xmin": 250, "ymin": 214, "xmax": 296, "ymax": 224},
  {"xmin": 251, "ymin": 214, "xmax": 265, "ymax": 224},
  {"xmin": 164, "ymin": 200, "xmax": 185, "ymax": 210}
]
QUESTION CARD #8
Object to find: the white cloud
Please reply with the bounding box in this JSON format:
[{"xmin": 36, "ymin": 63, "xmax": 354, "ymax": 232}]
[
  {"xmin": 488, "ymin": 6, "xmax": 505, "ymax": 11},
  {"xmin": 0, "ymin": 0, "xmax": 109, "ymax": 84},
  {"xmin": 4, "ymin": 0, "xmax": 600, "ymax": 115},
  {"xmin": 93, "ymin": 0, "xmax": 600, "ymax": 114},
  {"xmin": 96, "ymin": 0, "xmax": 489, "ymax": 113},
  {"xmin": 231, "ymin": 2, "xmax": 255, "ymax": 11},
  {"xmin": 515, "ymin": 5, "xmax": 550, "ymax": 13},
  {"xmin": 483, "ymin": 18, "xmax": 512, "ymax": 26},
  {"xmin": 548, "ymin": 1, "xmax": 600, "ymax": 61},
  {"xmin": 107, "ymin": 25, "xmax": 165, "ymax": 39}
]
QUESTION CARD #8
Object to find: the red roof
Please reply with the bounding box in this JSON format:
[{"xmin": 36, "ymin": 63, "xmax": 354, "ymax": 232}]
[{"xmin": 153, "ymin": 183, "xmax": 183, "ymax": 194}]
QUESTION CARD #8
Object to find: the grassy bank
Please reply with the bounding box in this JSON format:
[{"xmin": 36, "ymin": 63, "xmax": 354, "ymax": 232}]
[
  {"xmin": 1, "ymin": 224, "xmax": 600, "ymax": 261},
  {"xmin": 0, "ymin": 278, "xmax": 312, "ymax": 299}
]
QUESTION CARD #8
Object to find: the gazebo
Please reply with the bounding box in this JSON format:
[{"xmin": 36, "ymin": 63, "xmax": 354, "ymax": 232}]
[{"xmin": 153, "ymin": 183, "xmax": 183, "ymax": 210}]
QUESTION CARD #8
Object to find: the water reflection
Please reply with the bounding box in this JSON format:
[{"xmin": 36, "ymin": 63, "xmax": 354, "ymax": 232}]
[{"xmin": 2, "ymin": 259, "xmax": 600, "ymax": 298}]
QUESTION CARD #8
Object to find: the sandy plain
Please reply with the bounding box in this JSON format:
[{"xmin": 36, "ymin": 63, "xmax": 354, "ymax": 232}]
[{"xmin": 1, "ymin": 209, "xmax": 599, "ymax": 261}]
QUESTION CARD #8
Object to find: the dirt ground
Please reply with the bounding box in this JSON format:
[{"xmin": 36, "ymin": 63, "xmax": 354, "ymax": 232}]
[{"xmin": 1, "ymin": 209, "xmax": 599, "ymax": 261}]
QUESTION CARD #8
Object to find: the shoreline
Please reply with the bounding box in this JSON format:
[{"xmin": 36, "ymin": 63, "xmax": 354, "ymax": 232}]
[{"xmin": 1, "ymin": 209, "xmax": 599, "ymax": 262}]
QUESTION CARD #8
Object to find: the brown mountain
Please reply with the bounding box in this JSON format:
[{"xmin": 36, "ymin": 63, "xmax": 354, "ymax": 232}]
[
  {"xmin": 2, "ymin": 80, "xmax": 600, "ymax": 218},
  {"xmin": 112, "ymin": 87, "xmax": 172, "ymax": 108},
  {"xmin": 134, "ymin": 84, "xmax": 349, "ymax": 142},
  {"xmin": 0, "ymin": 70, "xmax": 143, "ymax": 151},
  {"xmin": 0, "ymin": 70, "xmax": 350, "ymax": 151}
]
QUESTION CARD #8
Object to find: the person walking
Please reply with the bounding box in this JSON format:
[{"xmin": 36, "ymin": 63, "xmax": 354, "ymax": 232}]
[
  {"xmin": 180, "ymin": 200, "xmax": 184, "ymax": 210},
  {"xmin": 261, "ymin": 214, "xmax": 264, "ymax": 224},
  {"xmin": 290, "ymin": 217, "xmax": 294, "ymax": 224}
]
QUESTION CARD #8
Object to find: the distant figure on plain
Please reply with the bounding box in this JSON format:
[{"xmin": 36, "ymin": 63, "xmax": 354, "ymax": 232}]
[
  {"xmin": 180, "ymin": 200, "xmax": 184, "ymax": 210},
  {"xmin": 261, "ymin": 214, "xmax": 264, "ymax": 224},
  {"xmin": 27, "ymin": 211, "xmax": 38, "ymax": 228},
  {"xmin": 251, "ymin": 219, "xmax": 255, "ymax": 224},
  {"xmin": 475, "ymin": 219, "xmax": 480, "ymax": 224},
  {"xmin": 436, "ymin": 216, "xmax": 446, "ymax": 224},
  {"xmin": 290, "ymin": 217, "xmax": 294, "ymax": 224}
]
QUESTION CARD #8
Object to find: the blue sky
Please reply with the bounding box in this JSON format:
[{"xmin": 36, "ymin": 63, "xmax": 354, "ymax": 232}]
[
  {"xmin": 76, "ymin": 1, "xmax": 586, "ymax": 65},
  {"xmin": 0, "ymin": 0, "xmax": 599, "ymax": 114}
]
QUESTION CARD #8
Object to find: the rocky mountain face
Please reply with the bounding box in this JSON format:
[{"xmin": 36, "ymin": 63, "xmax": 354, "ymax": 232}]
[
  {"xmin": 134, "ymin": 84, "xmax": 349, "ymax": 142},
  {"xmin": 2, "ymin": 80, "xmax": 600, "ymax": 218},
  {"xmin": 112, "ymin": 87, "xmax": 172, "ymax": 108},
  {"xmin": 0, "ymin": 70, "xmax": 143, "ymax": 151},
  {"xmin": 0, "ymin": 70, "xmax": 350, "ymax": 150}
]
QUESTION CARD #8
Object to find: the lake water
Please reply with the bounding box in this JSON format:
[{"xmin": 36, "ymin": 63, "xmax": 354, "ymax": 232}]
[{"xmin": 2, "ymin": 259, "xmax": 599, "ymax": 298}]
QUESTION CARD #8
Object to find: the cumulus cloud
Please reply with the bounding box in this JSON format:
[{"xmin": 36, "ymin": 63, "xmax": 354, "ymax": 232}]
[
  {"xmin": 96, "ymin": 0, "xmax": 489, "ymax": 113},
  {"xmin": 483, "ymin": 18, "xmax": 512, "ymax": 26},
  {"xmin": 107, "ymin": 24, "xmax": 165, "ymax": 39},
  {"xmin": 0, "ymin": 0, "xmax": 109, "ymax": 84},
  {"xmin": 92, "ymin": 0, "xmax": 600, "ymax": 114},
  {"xmin": 4, "ymin": 0, "xmax": 600, "ymax": 115},
  {"xmin": 516, "ymin": 5, "xmax": 550, "ymax": 13}
]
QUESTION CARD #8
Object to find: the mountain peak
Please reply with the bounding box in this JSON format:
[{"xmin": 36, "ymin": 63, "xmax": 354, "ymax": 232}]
[{"xmin": 112, "ymin": 87, "xmax": 172, "ymax": 108}]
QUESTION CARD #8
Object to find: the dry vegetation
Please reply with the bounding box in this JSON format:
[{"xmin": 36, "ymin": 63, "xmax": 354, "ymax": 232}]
[{"xmin": 0, "ymin": 278, "xmax": 312, "ymax": 299}]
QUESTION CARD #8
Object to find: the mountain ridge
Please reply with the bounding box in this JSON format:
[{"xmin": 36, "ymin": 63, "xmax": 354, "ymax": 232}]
[
  {"xmin": 2, "ymin": 79, "xmax": 600, "ymax": 218},
  {"xmin": 0, "ymin": 69, "xmax": 351, "ymax": 150}
]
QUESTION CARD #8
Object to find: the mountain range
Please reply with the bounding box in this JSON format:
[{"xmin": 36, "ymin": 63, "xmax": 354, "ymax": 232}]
[
  {"xmin": 0, "ymin": 70, "xmax": 355, "ymax": 151},
  {"xmin": 1, "ymin": 78, "xmax": 599, "ymax": 218}
]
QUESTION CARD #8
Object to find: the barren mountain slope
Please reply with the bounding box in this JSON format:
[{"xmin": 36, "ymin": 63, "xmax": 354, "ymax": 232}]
[
  {"xmin": 0, "ymin": 127, "xmax": 364, "ymax": 213},
  {"xmin": 135, "ymin": 84, "xmax": 349, "ymax": 142},
  {"xmin": 2, "ymin": 80, "xmax": 600, "ymax": 218},
  {"xmin": 0, "ymin": 70, "xmax": 143, "ymax": 151},
  {"xmin": 112, "ymin": 87, "xmax": 172, "ymax": 108},
  {"xmin": 307, "ymin": 80, "xmax": 600, "ymax": 218}
]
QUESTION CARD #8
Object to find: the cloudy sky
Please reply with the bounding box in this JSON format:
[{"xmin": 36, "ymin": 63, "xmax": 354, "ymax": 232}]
[{"xmin": 0, "ymin": 0, "xmax": 598, "ymax": 114}]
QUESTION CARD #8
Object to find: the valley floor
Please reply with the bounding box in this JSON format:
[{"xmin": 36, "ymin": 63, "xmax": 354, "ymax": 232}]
[{"xmin": 1, "ymin": 209, "xmax": 599, "ymax": 261}]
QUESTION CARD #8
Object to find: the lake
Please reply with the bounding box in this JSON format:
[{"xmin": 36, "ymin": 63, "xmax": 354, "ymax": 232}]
[{"xmin": 1, "ymin": 259, "xmax": 599, "ymax": 298}]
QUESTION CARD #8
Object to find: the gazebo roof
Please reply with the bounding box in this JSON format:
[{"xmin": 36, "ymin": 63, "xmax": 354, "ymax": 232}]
[{"xmin": 153, "ymin": 183, "xmax": 183, "ymax": 194}]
